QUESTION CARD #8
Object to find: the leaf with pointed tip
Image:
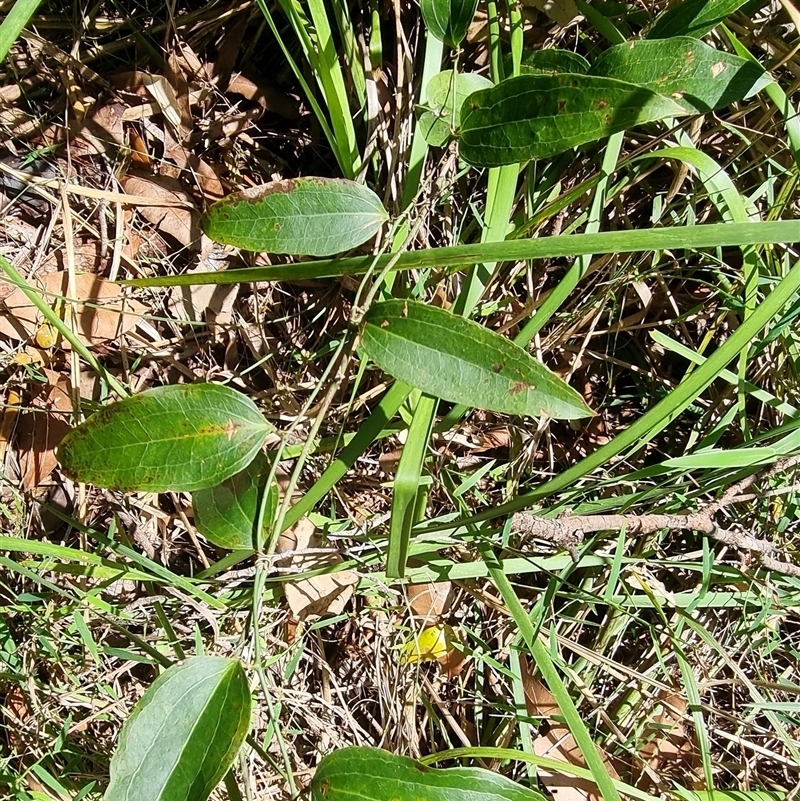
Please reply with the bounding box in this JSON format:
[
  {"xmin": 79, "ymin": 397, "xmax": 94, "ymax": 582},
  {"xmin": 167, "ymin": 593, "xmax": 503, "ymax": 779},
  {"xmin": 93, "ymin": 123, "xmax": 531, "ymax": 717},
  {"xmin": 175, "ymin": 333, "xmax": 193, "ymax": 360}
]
[
  {"xmin": 310, "ymin": 747, "xmax": 547, "ymax": 801},
  {"xmin": 105, "ymin": 656, "xmax": 251, "ymax": 801},
  {"xmin": 648, "ymin": 0, "xmax": 748, "ymax": 38},
  {"xmin": 592, "ymin": 37, "xmax": 766, "ymax": 113},
  {"xmin": 202, "ymin": 177, "xmax": 388, "ymax": 256},
  {"xmin": 459, "ymin": 74, "xmax": 686, "ymax": 166},
  {"xmin": 519, "ymin": 48, "xmax": 590, "ymax": 75},
  {"xmin": 58, "ymin": 384, "xmax": 272, "ymax": 492},
  {"xmin": 193, "ymin": 452, "xmax": 278, "ymax": 550},
  {"xmin": 420, "ymin": 0, "xmax": 479, "ymax": 47},
  {"xmin": 360, "ymin": 300, "xmax": 593, "ymax": 420},
  {"xmin": 419, "ymin": 70, "xmax": 493, "ymax": 147}
]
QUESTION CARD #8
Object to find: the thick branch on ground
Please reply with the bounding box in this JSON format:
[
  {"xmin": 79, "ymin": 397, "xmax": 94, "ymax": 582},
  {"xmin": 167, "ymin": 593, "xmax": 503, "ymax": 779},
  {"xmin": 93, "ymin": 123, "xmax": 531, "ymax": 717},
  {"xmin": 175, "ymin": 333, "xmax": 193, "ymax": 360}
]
[{"xmin": 511, "ymin": 457, "xmax": 800, "ymax": 577}]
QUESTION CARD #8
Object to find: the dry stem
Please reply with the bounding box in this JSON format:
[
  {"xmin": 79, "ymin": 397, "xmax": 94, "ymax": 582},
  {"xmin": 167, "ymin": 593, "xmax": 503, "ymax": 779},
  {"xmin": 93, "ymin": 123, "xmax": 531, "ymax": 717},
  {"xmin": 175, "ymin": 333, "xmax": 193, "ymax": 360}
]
[{"xmin": 511, "ymin": 457, "xmax": 800, "ymax": 577}]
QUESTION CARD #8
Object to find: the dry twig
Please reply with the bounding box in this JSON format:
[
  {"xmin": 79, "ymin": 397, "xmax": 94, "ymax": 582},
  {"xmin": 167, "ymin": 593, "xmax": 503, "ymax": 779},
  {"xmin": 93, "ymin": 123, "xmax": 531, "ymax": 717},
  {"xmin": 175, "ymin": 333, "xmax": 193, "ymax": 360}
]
[{"xmin": 512, "ymin": 457, "xmax": 800, "ymax": 576}]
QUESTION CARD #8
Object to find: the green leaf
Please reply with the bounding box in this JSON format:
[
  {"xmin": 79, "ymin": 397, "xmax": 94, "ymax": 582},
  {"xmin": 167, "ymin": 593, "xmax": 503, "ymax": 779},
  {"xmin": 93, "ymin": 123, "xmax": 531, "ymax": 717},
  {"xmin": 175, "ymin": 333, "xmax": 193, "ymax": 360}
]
[
  {"xmin": 58, "ymin": 384, "xmax": 272, "ymax": 492},
  {"xmin": 105, "ymin": 656, "xmax": 251, "ymax": 801},
  {"xmin": 360, "ymin": 300, "xmax": 593, "ymax": 420},
  {"xmin": 202, "ymin": 177, "xmax": 388, "ymax": 256},
  {"xmin": 310, "ymin": 747, "xmax": 547, "ymax": 801},
  {"xmin": 648, "ymin": 0, "xmax": 748, "ymax": 38},
  {"xmin": 420, "ymin": 0, "xmax": 479, "ymax": 48},
  {"xmin": 592, "ymin": 36, "xmax": 766, "ymax": 113},
  {"xmin": 459, "ymin": 74, "xmax": 686, "ymax": 166},
  {"xmin": 193, "ymin": 452, "xmax": 279, "ymax": 550},
  {"xmin": 418, "ymin": 70, "xmax": 492, "ymax": 147},
  {"xmin": 519, "ymin": 48, "xmax": 590, "ymax": 75}
]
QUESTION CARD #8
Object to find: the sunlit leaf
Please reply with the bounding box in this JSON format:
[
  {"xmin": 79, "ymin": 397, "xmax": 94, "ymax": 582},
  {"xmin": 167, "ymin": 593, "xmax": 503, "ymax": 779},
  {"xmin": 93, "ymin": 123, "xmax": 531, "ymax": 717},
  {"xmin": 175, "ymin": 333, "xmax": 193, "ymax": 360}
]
[
  {"xmin": 202, "ymin": 177, "xmax": 388, "ymax": 256},
  {"xmin": 519, "ymin": 48, "xmax": 589, "ymax": 75},
  {"xmin": 592, "ymin": 37, "xmax": 766, "ymax": 113},
  {"xmin": 648, "ymin": 0, "xmax": 748, "ymax": 38},
  {"xmin": 419, "ymin": 70, "xmax": 492, "ymax": 147},
  {"xmin": 58, "ymin": 384, "xmax": 272, "ymax": 492},
  {"xmin": 105, "ymin": 656, "xmax": 251, "ymax": 801},
  {"xmin": 310, "ymin": 747, "xmax": 547, "ymax": 801},
  {"xmin": 459, "ymin": 74, "xmax": 686, "ymax": 166},
  {"xmin": 420, "ymin": 0, "xmax": 479, "ymax": 47},
  {"xmin": 360, "ymin": 300, "xmax": 593, "ymax": 419}
]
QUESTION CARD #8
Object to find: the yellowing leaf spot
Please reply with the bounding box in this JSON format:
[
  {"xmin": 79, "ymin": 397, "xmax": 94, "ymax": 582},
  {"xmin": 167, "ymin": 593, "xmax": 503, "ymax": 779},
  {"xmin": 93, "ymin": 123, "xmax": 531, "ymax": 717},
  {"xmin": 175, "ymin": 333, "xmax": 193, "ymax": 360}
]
[{"xmin": 225, "ymin": 419, "xmax": 239, "ymax": 440}]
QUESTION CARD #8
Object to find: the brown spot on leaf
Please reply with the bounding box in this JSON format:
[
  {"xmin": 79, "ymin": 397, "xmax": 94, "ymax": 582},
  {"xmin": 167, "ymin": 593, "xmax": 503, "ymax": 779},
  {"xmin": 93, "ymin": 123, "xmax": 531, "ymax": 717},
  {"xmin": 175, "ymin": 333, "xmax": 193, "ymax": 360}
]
[
  {"xmin": 509, "ymin": 381, "xmax": 532, "ymax": 395},
  {"xmin": 491, "ymin": 362, "xmax": 505, "ymax": 373},
  {"xmin": 597, "ymin": 99, "xmax": 608, "ymax": 109},
  {"xmin": 380, "ymin": 318, "xmax": 390, "ymax": 328},
  {"xmin": 558, "ymin": 98, "xmax": 567, "ymax": 112}
]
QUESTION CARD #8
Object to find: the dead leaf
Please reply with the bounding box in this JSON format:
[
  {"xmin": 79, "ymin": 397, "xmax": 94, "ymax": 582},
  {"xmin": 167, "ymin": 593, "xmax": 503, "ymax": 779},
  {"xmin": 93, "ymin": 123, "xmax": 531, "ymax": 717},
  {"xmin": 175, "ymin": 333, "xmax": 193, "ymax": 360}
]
[
  {"xmin": 167, "ymin": 236, "xmax": 238, "ymax": 325},
  {"xmin": 407, "ymin": 581, "xmax": 455, "ymax": 621},
  {"xmin": 276, "ymin": 518, "xmax": 359, "ymax": 621},
  {"xmin": 226, "ymin": 73, "xmax": 300, "ymax": 119},
  {"xmin": 71, "ymin": 101, "xmax": 126, "ymax": 156},
  {"xmin": 194, "ymin": 159, "xmax": 225, "ymax": 200},
  {"xmin": 637, "ymin": 693, "xmax": 702, "ymax": 790},
  {"xmin": 16, "ymin": 369, "xmax": 72, "ymax": 489},
  {"xmin": 0, "ymin": 387, "xmax": 22, "ymax": 466},
  {"xmin": 141, "ymin": 73, "xmax": 184, "ymax": 136},
  {"xmin": 122, "ymin": 175, "xmax": 198, "ymax": 247},
  {"xmin": 520, "ymin": 657, "xmax": 619, "ymax": 801},
  {"xmin": 0, "ymin": 271, "xmax": 145, "ymax": 347}
]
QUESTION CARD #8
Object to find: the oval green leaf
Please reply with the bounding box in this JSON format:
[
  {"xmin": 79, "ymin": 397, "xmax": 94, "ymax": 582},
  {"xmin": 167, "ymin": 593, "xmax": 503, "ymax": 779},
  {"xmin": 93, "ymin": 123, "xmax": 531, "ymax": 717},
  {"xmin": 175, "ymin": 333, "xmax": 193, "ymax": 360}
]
[
  {"xmin": 592, "ymin": 37, "xmax": 766, "ymax": 113},
  {"xmin": 419, "ymin": 70, "xmax": 493, "ymax": 147},
  {"xmin": 105, "ymin": 656, "xmax": 251, "ymax": 801},
  {"xmin": 202, "ymin": 177, "xmax": 389, "ymax": 256},
  {"xmin": 648, "ymin": 0, "xmax": 747, "ymax": 39},
  {"xmin": 420, "ymin": 0, "xmax": 479, "ymax": 48},
  {"xmin": 193, "ymin": 452, "xmax": 279, "ymax": 550},
  {"xmin": 58, "ymin": 383, "xmax": 272, "ymax": 492},
  {"xmin": 310, "ymin": 747, "xmax": 547, "ymax": 801},
  {"xmin": 360, "ymin": 300, "xmax": 593, "ymax": 420},
  {"xmin": 459, "ymin": 74, "xmax": 686, "ymax": 167},
  {"xmin": 519, "ymin": 48, "xmax": 590, "ymax": 75}
]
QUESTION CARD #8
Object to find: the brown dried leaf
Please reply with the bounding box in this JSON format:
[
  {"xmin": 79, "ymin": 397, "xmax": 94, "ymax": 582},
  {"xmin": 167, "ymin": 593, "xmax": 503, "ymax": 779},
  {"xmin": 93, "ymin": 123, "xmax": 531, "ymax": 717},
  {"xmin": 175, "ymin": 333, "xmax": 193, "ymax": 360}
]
[
  {"xmin": 520, "ymin": 657, "xmax": 619, "ymax": 801},
  {"xmin": 71, "ymin": 101, "xmax": 126, "ymax": 156},
  {"xmin": 122, "ymin": 175, "xmax": 198, "ymax": 247},
  {"xmin": 226, "ymin": 73, "xmax": 300, "ymax": 119},
  {"xmin": 17, "ymin": 370, "xmax": 72, "ymax": 489},
  {"xmin": 407, "ymin": 581, "xmax": 455, "ymax": 621},
  {"xmin": 637, "ymin": 693, "xmax": 702, "ymax": 790},
  {"xmin": 167, "ymin": 236, "xmax": 238, "ymax": 325},
  {"xmin": 0, "ymin": 387, "xmax": 22, "ymax": 466},
  {"xmin": 0, "ymin": 271, "xmax": 144, "ymax": 346},
  {"xmin": 276, "ymin": 518, "xmax": 359, "ymax": 621}
]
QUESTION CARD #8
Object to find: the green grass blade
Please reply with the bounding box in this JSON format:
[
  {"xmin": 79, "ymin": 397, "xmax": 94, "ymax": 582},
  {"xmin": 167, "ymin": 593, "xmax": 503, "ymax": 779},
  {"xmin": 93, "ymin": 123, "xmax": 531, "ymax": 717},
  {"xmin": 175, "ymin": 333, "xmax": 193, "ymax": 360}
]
[
  {"xmin": 387, "ymin": 392, "xmax": 436, "ymax": 578},
  {"xmin": 282, "ymin": 380, "xmax": 411, "ymax": 530},
  {"xmin": 123, "ymin": 220, "xmax": 800, "ymax": 287},
  {"xmin": 479, "ymin": 542, "xmax": 623, "ymax": 801},
  {"xmin": 425, "ymin": 252, "xmax": 800, "ymax": 528},
  {"xmin": 0, "ymin": 0, "xmax": 42, "ymax": 63},
  {"xmin": 419, "ymin": 747, "xmax": 663, "ymax": 801}
]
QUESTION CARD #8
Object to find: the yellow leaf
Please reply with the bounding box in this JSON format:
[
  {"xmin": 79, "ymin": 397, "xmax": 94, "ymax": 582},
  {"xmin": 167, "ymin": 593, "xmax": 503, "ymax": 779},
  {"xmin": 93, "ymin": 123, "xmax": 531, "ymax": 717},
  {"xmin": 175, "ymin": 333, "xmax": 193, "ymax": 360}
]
[{"xmin": 402, "ymin": 624, "xmax": 456, "ymax": 664}]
